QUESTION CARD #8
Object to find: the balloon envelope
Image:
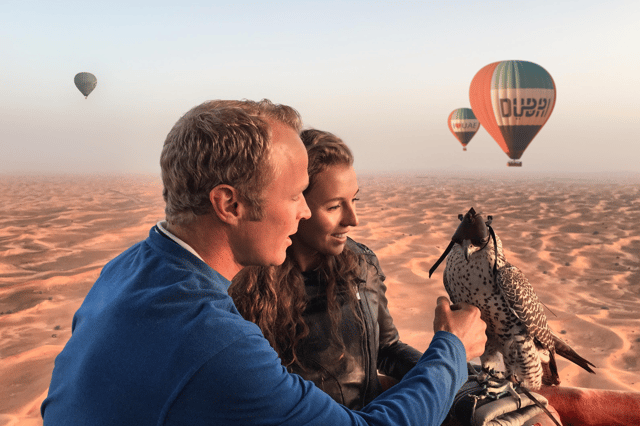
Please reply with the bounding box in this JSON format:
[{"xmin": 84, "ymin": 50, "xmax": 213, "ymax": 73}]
[
  {"xmin": 469, "ymin": 60, "xmax": 555, "ymax": 163},
  {"xmin": 74, "ymin": 72, "xmax": 97, "ymax": 98},
  {"xmin": 447, "ymin": 108, "xmax": 480, "ymax": 151}
]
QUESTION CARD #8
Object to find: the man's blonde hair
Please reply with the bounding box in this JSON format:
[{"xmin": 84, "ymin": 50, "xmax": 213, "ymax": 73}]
[{"xmin": 161, "ymin": 99, "xmax": 302, "ymax": 224}]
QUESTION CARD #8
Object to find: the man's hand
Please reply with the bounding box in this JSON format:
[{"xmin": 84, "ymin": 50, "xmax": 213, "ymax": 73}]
[{"xmin": 434, "ymin": 296, "xmax": 486, "ymax": 361}]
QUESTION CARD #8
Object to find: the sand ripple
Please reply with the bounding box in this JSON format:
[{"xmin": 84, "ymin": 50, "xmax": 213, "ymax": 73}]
[
  {"xmin": 0, "ymin": 175, "xmax": 165, "ymax": 425},
  {"xmin": 1, "ymin": 172, "xmax": 639, "ymax": 424}
]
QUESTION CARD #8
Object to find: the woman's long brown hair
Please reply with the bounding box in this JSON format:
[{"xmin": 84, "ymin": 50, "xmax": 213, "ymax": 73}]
[{"xmin": 229, "ymin": 129, "xmax": 362, "ymax": 367}]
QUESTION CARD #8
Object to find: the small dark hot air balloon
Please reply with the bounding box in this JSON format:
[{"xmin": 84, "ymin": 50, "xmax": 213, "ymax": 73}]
[
  {"xmin": 74, "ymin": 72, "xmax": 97, "ymax": 98},
  {"xmin": 447, "ymin": 108, "xmax": 480, "ymax": 151},
  {"xmin": 469, "ymin": 60, "xmax": 555, "ymax": 167}
]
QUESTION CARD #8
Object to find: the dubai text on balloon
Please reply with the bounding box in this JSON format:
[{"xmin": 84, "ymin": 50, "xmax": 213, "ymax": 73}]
[{"xmin": 469, "ymin": 60, "xmax": 555, "ymax": 167}]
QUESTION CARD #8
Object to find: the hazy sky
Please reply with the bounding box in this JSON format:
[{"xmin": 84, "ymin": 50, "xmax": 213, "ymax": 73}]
[{"xmin": 2, "ymin": 0, "xmax": 639, "ymax": 175}]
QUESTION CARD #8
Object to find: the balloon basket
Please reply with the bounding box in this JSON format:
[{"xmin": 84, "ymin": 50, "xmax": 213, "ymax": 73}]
[{"xmin": 507, "ymin": 160, "xmax": 522, "ymax": 167}]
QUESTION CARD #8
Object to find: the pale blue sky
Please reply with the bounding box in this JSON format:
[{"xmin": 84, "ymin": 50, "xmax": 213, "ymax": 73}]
[{"xmin": 2, "ymin": 0, "xmax": 638, "ymax": 174}]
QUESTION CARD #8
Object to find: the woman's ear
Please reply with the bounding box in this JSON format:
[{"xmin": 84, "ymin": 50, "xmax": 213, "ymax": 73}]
[{"xmin": 209, "ymin": 185, "xmax": 241, "ymax": 225}]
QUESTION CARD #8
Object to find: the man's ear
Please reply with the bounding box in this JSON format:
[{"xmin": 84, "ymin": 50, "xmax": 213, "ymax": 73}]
[{"xmin": 210, "ymin": 185, "xmax": 242, "ymax": 225}]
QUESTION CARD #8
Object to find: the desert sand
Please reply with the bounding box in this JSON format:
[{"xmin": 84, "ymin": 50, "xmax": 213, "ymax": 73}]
[{"xmin": 1, "ymin": 172, "xmax": 639, "ymax": 425}]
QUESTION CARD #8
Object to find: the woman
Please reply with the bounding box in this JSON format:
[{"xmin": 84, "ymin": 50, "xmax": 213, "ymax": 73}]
[{"xmin": 230, "ymin": 129, "xmax": 422, "ymax": 410}]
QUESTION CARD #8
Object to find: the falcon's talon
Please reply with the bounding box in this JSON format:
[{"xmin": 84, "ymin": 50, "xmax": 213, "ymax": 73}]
[
  {"xmin": 486, "ymin": 390, "xmax": 508, "ymax": 400},
  {"xmin": 469, "ymin": 367, "xmax": 523, "ymax": 405},
  {"xmin": 505, "ymin": 382, "xmax": 522, "ymax": 409}
]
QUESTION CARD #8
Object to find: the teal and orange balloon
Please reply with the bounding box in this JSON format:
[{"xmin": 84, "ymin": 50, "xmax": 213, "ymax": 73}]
[
  {"xmin": 469, "ymin": 60, "xmax": 555, "ymax": 166},
  {"xmin": 74, "ymin": 72, "xmax": 97, "ymax": 98},
  {"xmin": 447, "ymin": 108, "xmax": 480, "ymax": 151}
]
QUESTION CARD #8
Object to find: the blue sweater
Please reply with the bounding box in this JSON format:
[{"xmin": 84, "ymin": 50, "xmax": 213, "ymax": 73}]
[{"xmin": 42, "ymin": 226, "xmax": 467, "ymax": 425}]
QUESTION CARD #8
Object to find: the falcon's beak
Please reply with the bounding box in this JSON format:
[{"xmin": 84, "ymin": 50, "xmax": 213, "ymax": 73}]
[{"xmin": 462, "ymin": 239, "xmax": 472, "ymax": 261}]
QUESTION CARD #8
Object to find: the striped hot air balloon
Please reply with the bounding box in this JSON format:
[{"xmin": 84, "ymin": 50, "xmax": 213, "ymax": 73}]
[
  {"xmin": 469, "ymin": 60, "xmax": 555, "ymax": 167},
  {"xmin": 74, "ymin": 72, "xmax": 97, "ymax": 98},
  {"xmin": 447, "ymin": 108, "xmax": 480, "ymax": 151}
]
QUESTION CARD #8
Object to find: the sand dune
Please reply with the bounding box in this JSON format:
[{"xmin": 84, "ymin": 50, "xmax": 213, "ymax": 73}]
[
  {"xmin": 1, "ymin": 172, "xmax": 639, "ymax": 425},
  {"xmin": 0, "ymin": 175, "xmax": 166, "ymax": 426}
]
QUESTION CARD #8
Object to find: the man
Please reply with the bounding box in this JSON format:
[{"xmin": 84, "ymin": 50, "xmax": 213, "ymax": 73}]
[{"xmin": 41, "ymin": 99, "xmax": 487, "ymax": 425}]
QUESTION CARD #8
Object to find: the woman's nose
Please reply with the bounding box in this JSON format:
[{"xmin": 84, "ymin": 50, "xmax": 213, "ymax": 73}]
[{"xmin": 343, "ymin": 205, "xmax": 358, "ymax": 227}]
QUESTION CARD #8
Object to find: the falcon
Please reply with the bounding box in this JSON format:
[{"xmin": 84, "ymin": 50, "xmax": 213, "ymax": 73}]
[{"xmin": 429, "ymin": 207, "xmax": 595, "ymax": 390}]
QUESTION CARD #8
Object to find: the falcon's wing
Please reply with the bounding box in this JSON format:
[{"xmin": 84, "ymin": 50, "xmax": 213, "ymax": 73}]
[{"xmin": 495, "ymin": 263, "xmax": 554, "ymax": 350}]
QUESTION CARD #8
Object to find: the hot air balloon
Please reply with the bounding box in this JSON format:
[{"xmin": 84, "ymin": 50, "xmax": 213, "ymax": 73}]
[
  {"xmin": 74, "ymin": 72, "xmax": 97, "ymax": 98},
  {"xmin": 469, "ymin": 60, "xmax": 555, "ymax": 167},
  {"xmin": 447, "ymin": 108, "xmax": 480, "ymax": 151}
]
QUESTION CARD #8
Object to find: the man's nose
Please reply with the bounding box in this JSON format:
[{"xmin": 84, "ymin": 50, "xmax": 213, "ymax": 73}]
[{"xmin": 299, "ymin": 198, "xmax": 311, "ymax": 220}]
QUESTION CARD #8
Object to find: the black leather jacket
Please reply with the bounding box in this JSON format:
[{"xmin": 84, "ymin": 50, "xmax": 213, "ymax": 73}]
[{"xmin": 288, "ymin": 238, "xmax": 423, "ymax": 410}]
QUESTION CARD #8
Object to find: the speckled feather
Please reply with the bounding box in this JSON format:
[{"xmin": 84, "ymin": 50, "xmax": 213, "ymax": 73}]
[
  {"xmin": 439, "ymin": 209, "xmax": 595, "ymax": 390},
  {"xmin": 443, "ymin": 232, "xmax": 558, "ymax": 390}
]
